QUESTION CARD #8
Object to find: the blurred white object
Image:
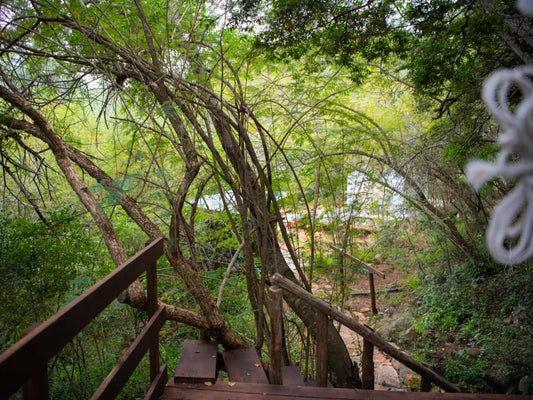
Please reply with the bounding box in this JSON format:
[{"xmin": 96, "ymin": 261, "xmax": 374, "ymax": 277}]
[{"xmin": 466, "ymin": 66, "xmax": 533, "ymax": 264}]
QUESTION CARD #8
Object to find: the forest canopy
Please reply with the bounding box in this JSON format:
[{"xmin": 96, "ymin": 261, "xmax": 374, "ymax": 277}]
[{"xmin": 0, "ymin": 0, "xmax": 531, "ymax": 396}]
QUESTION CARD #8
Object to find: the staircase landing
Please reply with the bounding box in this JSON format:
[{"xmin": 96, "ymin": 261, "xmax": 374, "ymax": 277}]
[{"xmin": 160, "ymin": 340, "xmax": 527, "ymax": 400}]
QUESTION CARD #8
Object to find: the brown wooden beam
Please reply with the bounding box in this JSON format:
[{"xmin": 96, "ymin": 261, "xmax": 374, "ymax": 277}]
[
  {"xmin": 315, "ymin": 311, "xmax": 328, "ymax": 387},
  {"xmin": 90, "ymin": 305, "xmax": 166, "ymax": 400},
  {"xmin": 271, "ymin": 273, "xmax": 461, "ymax": 393},
  {"xmin": 329, "ymin": 245, "xmax": 385, "ymax": 279},
  {"xmin": 0, "ymin": 238, "xmax": 165, "ymax": 398},
  {"xmin": 269, "ymin": 285, "xmax": 283, "ymax": 385}
]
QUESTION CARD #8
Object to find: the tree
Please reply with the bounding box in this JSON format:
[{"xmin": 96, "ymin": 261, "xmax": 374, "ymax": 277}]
[
  {"xmin": 0, "ymin": 0, "xmax": 359, "ymax": 386},
  {"xmin": 229, "ymin": 0, "xmax": 532, "ymax": 263}
]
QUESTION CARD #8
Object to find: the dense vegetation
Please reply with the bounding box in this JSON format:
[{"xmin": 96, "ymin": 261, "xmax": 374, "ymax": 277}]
[{"xmin": 0, "ymin": 0, "xmax": 531, "ymax": 397}]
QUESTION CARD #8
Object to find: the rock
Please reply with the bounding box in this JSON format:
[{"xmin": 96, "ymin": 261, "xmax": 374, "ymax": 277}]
[
  {"xmin": 375, "ymin": 365, "xmax": 401, "ymax": 388},
  {"xmin": 323, "ymin": 284, "xmax": 333, "ymax": 292},
  {"xmin": 518, "ymin": 375, "xmax": 532, "ymax": 395},
  {"xmin": 346, "ymin": 300, "xmax": 358, "ymax": 310},
  {"xmin": 374, "ymin": 253, "xmax": 386, "ymax": 263},
  {"xmin": 352, "ymin": 312, "xmax": 365, "ymax": 321},
  {"xmin": 404, "ymin": 326, "xmax": 418, "ymax": 342},
  {"xmin": 376, "ymin": 314, "xmax": 412, "ymax": 341}
]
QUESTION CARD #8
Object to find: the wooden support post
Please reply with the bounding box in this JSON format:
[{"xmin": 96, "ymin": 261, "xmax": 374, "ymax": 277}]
[
  {"xmin": 368, "ymin": 273, "xmax": 378, "ymax": 315},
  {"xmin": 269, "ymin": 285, "xmax": 283, "ymax": 385},
  {"xmin": 421, "ymin": 375, "xmax": 432, "ymax": 392},
  {"xmin": 146, "ymin": 258, "xmax": 160, "ymax": 383},
  {"xmin": 362, "ymin": 337, "xmax": 375, "ymax": 390},
  {"xmin": 271, "ymin": 273, "xmax": 461, "ymax": 393},
  {"xmin": 22, "ymin": 323, "xmax": 48, "ymax": 400},
  {"xmin": 315, "ymin": 311, "xmax": 328, "ymax": 387}
]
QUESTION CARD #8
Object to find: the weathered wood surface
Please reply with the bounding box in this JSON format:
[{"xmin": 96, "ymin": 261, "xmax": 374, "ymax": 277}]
[
  {"xmin": 222, "ymin": 348, "xmax": 269, "ymax": 384},
  {"xmin": 361, "ymin": 338, "xmax": 374, "ymax": 390},
  {"xmin": 146, "ymin": 250, "xmax": 160, "ymax": 382},
  {"xmin": 144, "ymin": 364, "xmax": 168, "ymax": 400},
  {"xmin": 368, "ymin": 273, "xmax": 378, "ymax": 314},
  {"xmin": 173, "ymin": 340, "xmax": 218, "ymax": 384},
  {"xmin": 269, "ymin": 285, "xmax": 284, "ymax": 385},
  {"xmin": 160, "ymin": 382, "xmax": 529, "ymax": 400},
  {"xmin": 315, "ymin": 311, "xmax": 328, "ymax": 387},
  {"xmin": 21, "ymin": 323, "xmax": 48, "ymax": 400},
  {"xmin": 271, "ymin": 272, "xmax": 461, "ymax": 393}
]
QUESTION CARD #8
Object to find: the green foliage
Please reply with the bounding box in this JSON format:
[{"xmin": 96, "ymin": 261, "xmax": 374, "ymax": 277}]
[
  {"xmin": 194, "ymin": 209, "xmax": 242, "ymax": 269},
  {"xmin": 1, "ymin": 0, "xmax": 532, "ymax": 395},
  {"xmin": 408, "ymin": 262, "xmax": 533, "ymax": 393},
  {"xmin": 0, "ymin": 208, "xmax": 109, "ymax": 351}
]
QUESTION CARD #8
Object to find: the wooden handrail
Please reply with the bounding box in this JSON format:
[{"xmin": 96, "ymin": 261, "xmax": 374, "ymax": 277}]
[
  {"xmin": 0, "ymin": 237, "xmax": 166, "ymax": 399},
  {"xmin": 329, "ymin": 245, "xmax": 384, "ymax": 314},
  {"xmin": 90, "ymin": 306, "xmax": 166, "ymax": 400},
  {"xmin": 329, "ymin": 245, "xmax": 385, "ymax": 278},
  {"xmin": 271, "ymin": 272, "xmax": 461, "ymax": 393}
]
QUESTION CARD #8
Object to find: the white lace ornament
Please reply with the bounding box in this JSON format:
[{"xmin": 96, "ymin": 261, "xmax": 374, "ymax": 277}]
[{"xmin": 465, "ymin": 66, "xmax": 533, "ymax": 265}]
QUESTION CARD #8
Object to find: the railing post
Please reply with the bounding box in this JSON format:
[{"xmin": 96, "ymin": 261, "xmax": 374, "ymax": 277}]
[
  {"xmin": 271, "ymin": 272, "xmax": 461, "ymax": 392},
  {"xmin": 368, "ymin": 273, "xmax": 378, "ymax": 315},
  {"xmin": 421, "ymin": 375, "xmax": 432, "ymax": 392},
  {"xmin": 315, "ymin": 311, "xmax": 328, "ymax": 387},
  {"xmin": 362, "ymin": 330, "xmax": 375, "ymax": 390},
  {"xmin": 22, "ymin": 323, "xmax": 48, "ymax": 400},
  {"xmin": 269, "ymin": 285, "xmax": 283, "ymax": 385},
  {"xmin": 146, "ymin": 253, "xmax": 160, "ymax": 383}
]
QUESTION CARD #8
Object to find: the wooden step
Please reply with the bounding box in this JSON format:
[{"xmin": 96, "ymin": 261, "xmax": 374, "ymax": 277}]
[
  {"xmin": 222, "ymin": 348, "xmax": 269, "ymax": 384},
  {"xmin": 174, "ymin": 340, "xmax": 218, "ymax": 384},
  {"xmin": 281, "ymin": 365, "xmax": 305, "ymax": 386}
]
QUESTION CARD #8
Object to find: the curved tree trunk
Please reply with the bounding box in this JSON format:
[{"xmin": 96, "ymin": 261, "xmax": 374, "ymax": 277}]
[
  {"xmin": 0, "ymin": 7, "xmax": 359, "ymax": 382},
  {"xmin": 204, "ymin": 101, "xmax": 361, "ymax": 387}
]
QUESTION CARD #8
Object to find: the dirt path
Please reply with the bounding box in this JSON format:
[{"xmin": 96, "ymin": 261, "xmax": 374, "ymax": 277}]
[
  {"xmin": 312, "ymin": 262, "xmax": 417, "ymax": 391},
  {"xmin": 280, "ymin": 244, "xmax": 418, "ymax": 391}
]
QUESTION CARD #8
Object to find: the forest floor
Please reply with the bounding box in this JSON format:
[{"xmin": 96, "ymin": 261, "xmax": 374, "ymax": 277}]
[
  {"xmin": 281, "ymin": 239, "xmax": 419, "ymax": 390},
  {"xmin": 312, "ymin": 262, "xmax": 419, "ymax": 391},
  {"xmin": 280, "ymin": 225, "xmax": 426, "ymax": 391}
]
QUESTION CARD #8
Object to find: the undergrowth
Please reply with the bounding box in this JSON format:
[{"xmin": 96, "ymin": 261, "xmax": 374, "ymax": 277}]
[{"xmin": 406, "ymin": 262, "xmax": 533, "ymax": 393}]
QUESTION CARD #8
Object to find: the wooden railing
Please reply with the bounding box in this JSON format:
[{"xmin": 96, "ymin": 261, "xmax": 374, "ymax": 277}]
[
  {"xmin": 270, "ymin": 272, "xmax": 461, "ymax": 393},
  {"xmin": 0, "ymin": 237, "xmax": 167, "ymax": 400}
]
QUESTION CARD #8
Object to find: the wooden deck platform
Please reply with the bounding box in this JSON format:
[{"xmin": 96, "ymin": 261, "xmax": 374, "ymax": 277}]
[
  {"xmin": 160, "ymin": 340, "xmax": 527, "ymax": 400},
  {"xmin": 161, "ymin": 382, "xmax": 527, "ymax": 400}
]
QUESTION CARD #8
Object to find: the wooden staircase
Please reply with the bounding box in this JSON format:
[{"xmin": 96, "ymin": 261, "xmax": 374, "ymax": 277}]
[
  {"xmin": 161, "ymin": 340, "xmax": 527, "ymax": 400},
  {"xmin": 0, "ymin": 240, "xmax": 529, "ymax": 400}
]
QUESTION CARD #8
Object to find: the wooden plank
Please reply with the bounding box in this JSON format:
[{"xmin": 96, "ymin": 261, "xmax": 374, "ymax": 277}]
[
  {"xmin": 315, "ymin": 311, "xmax": 328, "ymax": 387},
  {"xmin": 222, "ymin": 348, "xmax": 269, "ymax": 384},
  {"xmin": 281, "ymin": 365, "xmax": 304, "ymax": 386},
  {"xmin": 161, "ymin": 382, "xmax": 530, "ymax": 400},
  {"xmin": 144, "ymin": 364, "xmax": 168, "ymax": 400},
  {"xmin": 271, "ymin": 272, "xmax": 461, "ymax": 393},
  {"xmin": 421, "ymin": 376, "xmax": 432, "ymax": 392},
  {"xmin": 0, "ymin": 237, "xmax": 165, "ymax": 399},
  {"xmin": 368, "ymin": 273, "xmax": 378, "ymax": 314},
  {"xmin": 146, "ymin": 255, "xmax": 159, "ymax": 382},
  {"xmin": 90, "ymin": 305, "xmax": 167, "ymax": 400},
  {"xmin": 329, "ymin": 245, "xmax": 385, "ymax": 278},
  {"xmin": 269, "ymin": 285, "xmax": 283, "ymax": 385},
  {"xmin": 361, "ymin": 338, "xmax": 374, "ymax": 390},
  {"xmin": 174, "ymin": 340, "xmax": 218, "ymax": 384},
  {"xmin": 21, "ymin": 323, "xmax": 49, "ymax": 400}
]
